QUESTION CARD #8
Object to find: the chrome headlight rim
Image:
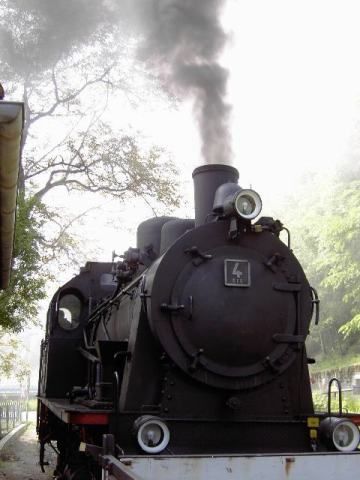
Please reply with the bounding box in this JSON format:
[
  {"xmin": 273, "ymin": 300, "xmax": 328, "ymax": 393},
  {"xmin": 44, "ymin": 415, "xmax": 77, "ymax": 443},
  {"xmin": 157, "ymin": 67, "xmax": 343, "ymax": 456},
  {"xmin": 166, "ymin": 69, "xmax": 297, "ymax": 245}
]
[
  {"xmin": 332, "ymin": 418, "xmax": 360, "ymax": 452},
  {"xmin": 320, "ymin": 416, "xmax": 360, "ymax": 452},
  {"xmin": 134, "ymin": 416, "xmax": 170, "ymax": 454},
  {"xmin": 234, "ymin": 189, "xmax": 262, "ymax": 220}
]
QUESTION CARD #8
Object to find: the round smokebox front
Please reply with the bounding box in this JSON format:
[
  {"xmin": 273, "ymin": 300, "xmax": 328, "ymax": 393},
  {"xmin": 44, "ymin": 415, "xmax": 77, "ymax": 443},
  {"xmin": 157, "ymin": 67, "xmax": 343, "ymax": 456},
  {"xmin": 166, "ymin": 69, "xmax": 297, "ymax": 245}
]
[{"xmin": 147, "ymin": 221, "xmax": 309, "ymax": 390}]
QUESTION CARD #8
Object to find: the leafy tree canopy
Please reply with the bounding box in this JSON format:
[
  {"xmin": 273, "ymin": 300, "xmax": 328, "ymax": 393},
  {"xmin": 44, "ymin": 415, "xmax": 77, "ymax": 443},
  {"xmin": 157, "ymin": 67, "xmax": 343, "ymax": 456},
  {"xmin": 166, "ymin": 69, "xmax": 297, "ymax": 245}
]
[
  {"xmin": 0, "ymin": 332, "xmax": 31, "ymax": 382},
  {"xmin": 0, "ymin": 196, "xmax": 47, "ymax": 332},
  {"xmin": 281, "ymin": 162, "xmax": 360, "ymax": 360}
]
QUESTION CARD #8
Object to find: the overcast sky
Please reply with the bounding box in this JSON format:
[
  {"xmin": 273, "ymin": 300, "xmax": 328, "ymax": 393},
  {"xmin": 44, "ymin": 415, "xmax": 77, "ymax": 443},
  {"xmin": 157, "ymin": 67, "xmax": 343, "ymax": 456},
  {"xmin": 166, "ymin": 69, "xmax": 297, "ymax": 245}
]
[{"xmin": 224, "ymin": 1, "xmax": 360, "ymax": 187}]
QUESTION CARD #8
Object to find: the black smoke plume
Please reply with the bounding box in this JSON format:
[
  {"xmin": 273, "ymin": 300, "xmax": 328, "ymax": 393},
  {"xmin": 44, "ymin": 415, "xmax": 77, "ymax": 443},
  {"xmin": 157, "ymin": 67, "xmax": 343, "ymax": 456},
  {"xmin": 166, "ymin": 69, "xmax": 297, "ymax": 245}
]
[{"xmin": 125, "ymin": 0, "xmax": 233, "ymax": 164}]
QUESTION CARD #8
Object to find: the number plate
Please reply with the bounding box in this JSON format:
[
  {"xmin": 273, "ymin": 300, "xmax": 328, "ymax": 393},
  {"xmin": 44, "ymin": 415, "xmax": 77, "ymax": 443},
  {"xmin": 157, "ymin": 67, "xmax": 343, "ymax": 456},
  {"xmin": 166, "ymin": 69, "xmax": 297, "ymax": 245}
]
[{"xmin": 224, "ymin": 259, "xmax": 251, "ymax": 287}]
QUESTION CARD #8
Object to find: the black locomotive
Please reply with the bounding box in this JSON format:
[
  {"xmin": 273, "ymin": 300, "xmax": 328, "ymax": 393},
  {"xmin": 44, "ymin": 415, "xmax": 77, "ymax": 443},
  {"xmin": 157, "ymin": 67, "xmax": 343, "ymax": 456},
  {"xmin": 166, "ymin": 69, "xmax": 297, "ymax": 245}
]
[{"xmin": 37, "ymin": 164, "xmax": 360, "ymax": 479}]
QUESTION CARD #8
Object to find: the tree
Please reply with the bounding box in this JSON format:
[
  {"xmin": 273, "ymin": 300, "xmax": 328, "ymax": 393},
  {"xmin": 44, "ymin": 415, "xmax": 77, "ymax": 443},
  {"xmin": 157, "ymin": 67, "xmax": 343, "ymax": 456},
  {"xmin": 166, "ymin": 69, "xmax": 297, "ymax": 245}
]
[
  {"xmin": 1, "ymin": 0, "xmax": 177, "ymax": 206},
  {"xmin": 280, "ymin": 163, "xmax": 360, "ymax": 359},
  {"xmin": 0, "ymin": 196, "xmax": 47, "ymax": 381},
  {"xmin": 0, "ymin": 333, "xmax": 31, "ymax": 383},
  {"xmin": 317, "ymin": 178, "xmax": 360, "ymax": 340},
  {"xmin": 0, "ymin": 196, "xmax": 47, "ymax": 332},
  {"xmin": 0, "ymin": 2, "xmax": 180, "ymax": 334}
]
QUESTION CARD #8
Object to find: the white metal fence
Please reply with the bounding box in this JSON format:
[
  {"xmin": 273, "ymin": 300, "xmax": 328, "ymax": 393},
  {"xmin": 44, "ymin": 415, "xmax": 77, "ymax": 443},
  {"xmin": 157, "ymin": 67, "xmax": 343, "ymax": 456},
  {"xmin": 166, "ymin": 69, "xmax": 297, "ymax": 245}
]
[{"xmin": 0, "ymin": 396, "xmax": 27, "ymax": 438}]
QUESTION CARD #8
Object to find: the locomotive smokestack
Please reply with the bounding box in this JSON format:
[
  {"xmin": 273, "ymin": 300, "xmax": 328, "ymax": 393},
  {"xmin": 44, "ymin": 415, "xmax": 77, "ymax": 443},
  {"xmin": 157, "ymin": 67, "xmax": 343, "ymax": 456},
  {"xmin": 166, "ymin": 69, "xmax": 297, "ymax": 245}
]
[{"xmin": 192, "ymin": 164, "xmax": 239, "ymax": 227}]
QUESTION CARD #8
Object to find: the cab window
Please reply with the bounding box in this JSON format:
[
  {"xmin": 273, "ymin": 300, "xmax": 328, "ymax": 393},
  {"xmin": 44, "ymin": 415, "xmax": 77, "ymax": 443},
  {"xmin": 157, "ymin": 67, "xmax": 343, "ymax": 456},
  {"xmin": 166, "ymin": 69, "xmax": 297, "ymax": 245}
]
[{"xmin": 58, "ymin": 293, "xmax": 82, "ymax": 330}]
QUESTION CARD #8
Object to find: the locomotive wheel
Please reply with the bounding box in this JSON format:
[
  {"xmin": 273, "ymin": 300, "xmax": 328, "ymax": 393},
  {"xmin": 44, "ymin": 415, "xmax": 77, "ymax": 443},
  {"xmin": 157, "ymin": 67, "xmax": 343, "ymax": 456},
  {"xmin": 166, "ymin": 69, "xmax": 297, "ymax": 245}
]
[{"xmin": 62, "ymin": 465, "xmax": 96, "ymax": 480}]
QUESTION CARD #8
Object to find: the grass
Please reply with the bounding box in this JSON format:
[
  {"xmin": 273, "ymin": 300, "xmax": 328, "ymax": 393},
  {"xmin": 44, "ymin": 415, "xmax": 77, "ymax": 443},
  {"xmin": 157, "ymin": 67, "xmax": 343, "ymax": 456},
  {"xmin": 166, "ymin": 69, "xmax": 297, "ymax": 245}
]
[
  {"xmin": 309, "ymin": 353, "xmax": 360, "ymax": 374},
  {"xmin": 312, "ymin": 390, "xmax": 360, "ymax": 413},
  {"xmin": 27, "ymin": 398, "xmax": 37, "ymax": 412}
]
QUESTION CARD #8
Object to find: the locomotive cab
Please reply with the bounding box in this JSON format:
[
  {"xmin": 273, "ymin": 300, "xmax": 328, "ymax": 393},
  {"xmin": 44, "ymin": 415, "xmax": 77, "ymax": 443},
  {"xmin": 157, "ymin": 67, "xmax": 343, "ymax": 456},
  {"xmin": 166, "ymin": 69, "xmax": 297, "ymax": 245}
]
[{"xmin": 38, "ymin": 262, "xmax": 117, "ymax": 399}]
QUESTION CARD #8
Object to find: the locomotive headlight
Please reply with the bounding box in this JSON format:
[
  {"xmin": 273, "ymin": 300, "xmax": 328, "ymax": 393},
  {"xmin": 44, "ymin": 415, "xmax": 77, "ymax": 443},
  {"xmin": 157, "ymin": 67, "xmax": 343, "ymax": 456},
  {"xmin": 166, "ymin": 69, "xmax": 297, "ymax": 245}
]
[
  {"xmin": 134, "ymin": 416, "xmax": 170, "ymax": 453},
  {"xmin": 234, "ymin": 189, "xmax": 262, "ymax": 220},
  {"xmin": 319, "ymin": 417, "xmax": 360, "ymax": 452}
]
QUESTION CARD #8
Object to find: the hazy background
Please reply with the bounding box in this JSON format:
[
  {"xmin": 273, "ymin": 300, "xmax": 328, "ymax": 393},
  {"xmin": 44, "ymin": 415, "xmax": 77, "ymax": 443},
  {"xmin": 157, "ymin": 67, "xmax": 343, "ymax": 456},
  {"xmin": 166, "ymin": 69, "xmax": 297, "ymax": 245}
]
[{"xmin": 2, "ymin": 0, "xmax": 360, "ymax": 388}]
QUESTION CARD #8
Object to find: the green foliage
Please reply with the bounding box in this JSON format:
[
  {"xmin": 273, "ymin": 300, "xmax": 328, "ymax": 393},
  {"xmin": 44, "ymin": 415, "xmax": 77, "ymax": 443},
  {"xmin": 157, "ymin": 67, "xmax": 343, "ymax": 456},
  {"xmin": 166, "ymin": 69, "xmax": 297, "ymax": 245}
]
[
  {"xmin": 0, "ymin": 333, "xmax": 31, "ymax": 382},
  {"xmin": 313, "ymin": 178, "xmax": 360, "ymax": 346},
  {"xmin": 312, "ymin": 391, "xmax": 360, "ymax": 414},
  {"xmin": 281, "ymin": 163, "xmax": 360, "ymax": 360},
  {"xmin": 27, "ymin": 397, "xmax": 37, "ymax": 411},
  {"xmin": 0, "ymin": 195, "xmax": 48, "ymax": 332},
  {"xmin": 339, "ymin": 314, "xmax": 360, "ymax": 339},
  {"xmin": 312, "ymin": 391, "xmax": 331, "ymax": 412}
]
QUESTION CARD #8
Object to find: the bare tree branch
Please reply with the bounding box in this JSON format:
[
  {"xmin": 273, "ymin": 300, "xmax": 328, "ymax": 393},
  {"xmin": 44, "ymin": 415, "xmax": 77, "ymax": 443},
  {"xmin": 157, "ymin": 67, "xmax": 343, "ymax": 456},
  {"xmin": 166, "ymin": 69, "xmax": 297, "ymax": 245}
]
[{"xmin": 30, "ymin": 65, "xmax": 114, "ymax": 125}]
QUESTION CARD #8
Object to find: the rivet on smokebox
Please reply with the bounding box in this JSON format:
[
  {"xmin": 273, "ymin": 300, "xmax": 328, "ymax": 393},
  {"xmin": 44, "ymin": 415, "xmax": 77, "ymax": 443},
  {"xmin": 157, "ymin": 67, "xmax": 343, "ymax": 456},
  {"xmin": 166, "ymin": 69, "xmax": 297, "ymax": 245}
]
[{"xmin": 226, "ymin": 397, "xmax": 241, "ymax": 410}]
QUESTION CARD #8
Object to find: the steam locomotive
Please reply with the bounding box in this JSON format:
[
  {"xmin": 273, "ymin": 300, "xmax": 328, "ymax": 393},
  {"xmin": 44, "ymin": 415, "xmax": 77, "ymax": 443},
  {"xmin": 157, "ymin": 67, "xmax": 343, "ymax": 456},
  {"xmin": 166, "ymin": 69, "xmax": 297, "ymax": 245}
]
[{"xmin": 37, "ymin": 164, "xmax": 360, "ymax": 480}]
